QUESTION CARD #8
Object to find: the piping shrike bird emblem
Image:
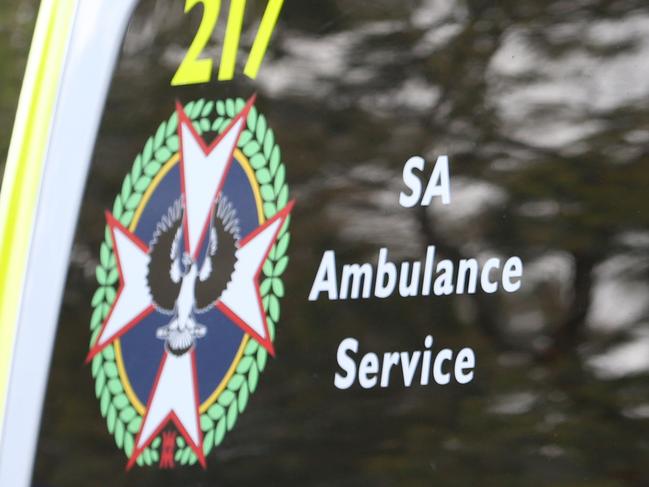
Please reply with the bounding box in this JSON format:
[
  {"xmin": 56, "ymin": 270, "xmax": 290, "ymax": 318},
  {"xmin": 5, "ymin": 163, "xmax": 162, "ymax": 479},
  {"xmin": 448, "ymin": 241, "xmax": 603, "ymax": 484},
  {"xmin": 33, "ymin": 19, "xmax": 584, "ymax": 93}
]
[
  {"xmin": 85, "ymin": 95, "xmax": 294, "ymax": 470},
  {"xmin": 148, "ymin": 196, "xmax": 240, "ymax": 356}
]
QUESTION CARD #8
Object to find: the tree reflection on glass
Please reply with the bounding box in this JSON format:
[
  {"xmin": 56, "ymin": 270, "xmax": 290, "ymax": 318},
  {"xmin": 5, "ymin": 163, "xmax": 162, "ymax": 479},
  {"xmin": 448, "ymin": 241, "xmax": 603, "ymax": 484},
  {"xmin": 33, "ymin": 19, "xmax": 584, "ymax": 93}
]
[{"xmin": 19, "ymin": 0, "xmax": 649, "ymax": 485}]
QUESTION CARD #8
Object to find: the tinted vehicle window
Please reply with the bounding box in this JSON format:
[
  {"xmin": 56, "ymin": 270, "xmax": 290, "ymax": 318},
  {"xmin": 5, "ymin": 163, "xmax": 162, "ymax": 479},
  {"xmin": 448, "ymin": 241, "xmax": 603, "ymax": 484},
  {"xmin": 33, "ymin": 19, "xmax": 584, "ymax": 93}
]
[{"xmin": 32, "ymin": 1, "xmax": 649, "ymax": 486}]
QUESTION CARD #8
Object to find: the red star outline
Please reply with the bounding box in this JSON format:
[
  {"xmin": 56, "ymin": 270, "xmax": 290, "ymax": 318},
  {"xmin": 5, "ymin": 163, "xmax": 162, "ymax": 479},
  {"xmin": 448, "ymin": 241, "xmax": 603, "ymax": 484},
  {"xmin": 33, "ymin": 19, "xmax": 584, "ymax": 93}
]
[{"xmin": 85, "ymin": 96, "xmax": 295, "ymax": 469}]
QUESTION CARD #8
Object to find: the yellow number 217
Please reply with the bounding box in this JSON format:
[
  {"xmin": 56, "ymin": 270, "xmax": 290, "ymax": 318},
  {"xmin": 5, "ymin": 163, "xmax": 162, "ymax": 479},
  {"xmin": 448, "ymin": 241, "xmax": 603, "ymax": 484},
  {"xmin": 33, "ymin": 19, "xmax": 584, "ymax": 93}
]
[{"xmin": 171, "ymin": 0, "xmax": 284, "ymax": 86}]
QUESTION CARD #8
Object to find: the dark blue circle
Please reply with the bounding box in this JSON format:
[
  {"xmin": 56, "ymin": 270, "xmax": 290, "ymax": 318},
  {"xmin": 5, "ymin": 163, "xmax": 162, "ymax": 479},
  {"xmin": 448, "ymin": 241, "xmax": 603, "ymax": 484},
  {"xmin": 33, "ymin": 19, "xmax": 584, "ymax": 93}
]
[{"xmin": 118, "ymin": 156, "xmax": 260, "ymax": 406}]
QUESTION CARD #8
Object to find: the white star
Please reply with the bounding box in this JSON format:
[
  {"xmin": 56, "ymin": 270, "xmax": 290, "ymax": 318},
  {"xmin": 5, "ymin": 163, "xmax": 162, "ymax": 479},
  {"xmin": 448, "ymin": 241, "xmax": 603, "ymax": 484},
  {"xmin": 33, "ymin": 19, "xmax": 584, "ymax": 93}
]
[{"xmin": 87, "ymin": 97, "xmax": 295, "ymax": 469}]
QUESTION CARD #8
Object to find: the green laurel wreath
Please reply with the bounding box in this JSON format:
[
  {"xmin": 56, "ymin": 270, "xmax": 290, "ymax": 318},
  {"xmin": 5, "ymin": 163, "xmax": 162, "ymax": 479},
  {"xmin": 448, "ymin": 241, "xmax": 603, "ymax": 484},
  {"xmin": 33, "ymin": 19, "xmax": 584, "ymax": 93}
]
[{"xmin": 89, "ymin": 97, "xmax": 291, "ymax": 467}]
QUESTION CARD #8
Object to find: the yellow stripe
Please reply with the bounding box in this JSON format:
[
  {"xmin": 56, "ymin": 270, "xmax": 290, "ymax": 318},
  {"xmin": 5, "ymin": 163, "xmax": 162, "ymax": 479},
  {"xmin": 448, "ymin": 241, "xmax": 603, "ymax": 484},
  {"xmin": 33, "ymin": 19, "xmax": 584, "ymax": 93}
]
[
  {"xmin": 218, "ymin": 0, "xmax": 246, "ymax": 81},
  {"xmin": 0, "ymin": 0, "xmax": 76, "ymax": 436},
  {"xmin": 243, "ymin": 0, "xmax": 283, "ymax": 79},
  {"xmin": 117, "ymin": 148, "xmax": 264, "ymax": 414}
]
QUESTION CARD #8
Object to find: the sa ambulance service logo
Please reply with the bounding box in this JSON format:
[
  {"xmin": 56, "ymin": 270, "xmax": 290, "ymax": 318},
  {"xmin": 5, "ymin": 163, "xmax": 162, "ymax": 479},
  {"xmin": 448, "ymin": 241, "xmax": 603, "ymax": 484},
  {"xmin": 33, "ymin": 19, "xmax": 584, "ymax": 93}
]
[{"xmin": 86, "ymin": 96, "xmax": 294, "ymax": 469}]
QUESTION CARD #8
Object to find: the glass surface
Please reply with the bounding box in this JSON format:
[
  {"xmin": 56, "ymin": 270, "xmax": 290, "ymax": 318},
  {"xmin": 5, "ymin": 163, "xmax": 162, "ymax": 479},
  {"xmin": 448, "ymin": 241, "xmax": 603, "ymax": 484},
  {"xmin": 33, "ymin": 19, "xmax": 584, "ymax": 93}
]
[{"xmin": 33, "ymin": 0, "xmax": 649, "ymax": 485}]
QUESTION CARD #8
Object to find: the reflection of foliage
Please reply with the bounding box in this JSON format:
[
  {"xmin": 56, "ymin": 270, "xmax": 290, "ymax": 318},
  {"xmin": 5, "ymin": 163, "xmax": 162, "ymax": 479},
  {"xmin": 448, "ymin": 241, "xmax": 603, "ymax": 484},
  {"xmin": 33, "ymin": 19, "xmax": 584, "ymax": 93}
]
[
  {"xmin": 27, "ymin": 0, "xmax": 649, "ymax": 485},
  {"xmin": 90, "ymin": 97, "xmax": 291, "ymax": 467},
  {"xmin": 273, "ymin": 0, "xmax": 649, "ymax": 357}
]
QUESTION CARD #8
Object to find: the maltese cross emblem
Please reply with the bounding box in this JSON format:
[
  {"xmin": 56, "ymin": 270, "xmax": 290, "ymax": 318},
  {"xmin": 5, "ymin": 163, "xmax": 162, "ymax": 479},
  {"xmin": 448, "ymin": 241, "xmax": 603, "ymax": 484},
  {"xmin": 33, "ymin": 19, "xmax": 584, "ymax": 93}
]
[{"xmin": 87, "ymin": 96, "xmax": 294, "ymax": 469}]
